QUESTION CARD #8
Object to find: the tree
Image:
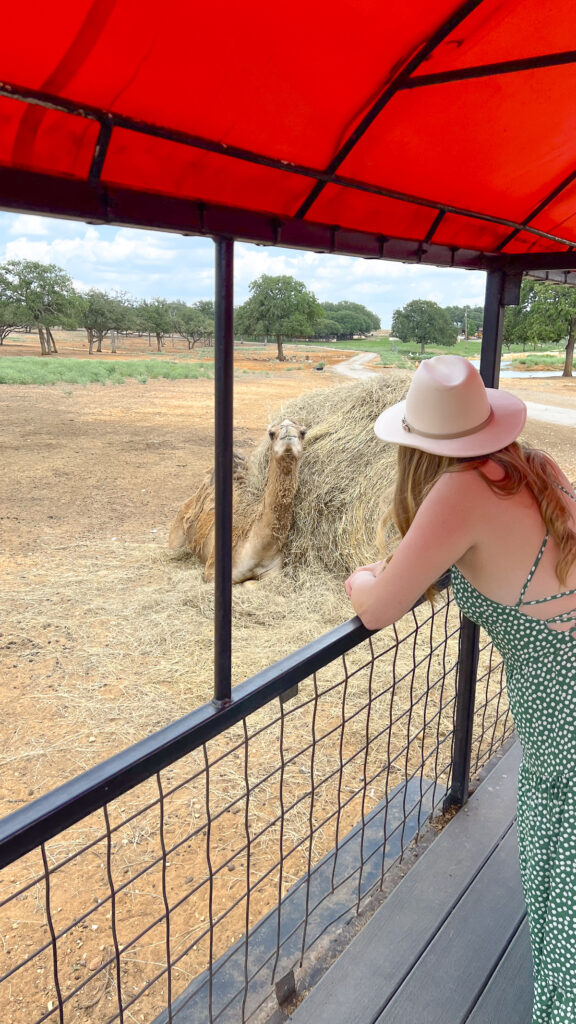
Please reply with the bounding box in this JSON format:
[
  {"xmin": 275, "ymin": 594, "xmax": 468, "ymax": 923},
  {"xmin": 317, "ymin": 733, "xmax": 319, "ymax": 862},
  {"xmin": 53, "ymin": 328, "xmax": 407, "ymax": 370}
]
[
  {"xmin": 444, "ymin": 304, "xmax": 484, "ymax": 339},
  {"xmin": 391, "ymin": 299, "xmax": 457, "ymax": 354},
  {"xmin": 316, "ymin": 300, "xmax": 380, "ymax": 339},
  {"xmin": 137, "ymin": 298, "xmax": 173, "ymax": 351},
  {"xmin": 77, "ymin": 290, "xmax": 115, "ymax": 354},
  {"xmin": 170, "ymin": 300, "xmax": 215, "ymax": 349},
  {"xmin": 0, "ymin": 297, "xmax": 26, "ymax": 345},
  {"xmin": 235, "ymin": 275, "xmax": 322, "ymax": 361},
  {"xmin": 503, "ymin": 280, "xmax": 576, "ymax": 376},
  {"xmin": 0, "ymin": 259, "xmax": 76, "ymax": 355},
  {"xmin": 75, "ymin": 289, "xmax": 136, "ymax": 354}
]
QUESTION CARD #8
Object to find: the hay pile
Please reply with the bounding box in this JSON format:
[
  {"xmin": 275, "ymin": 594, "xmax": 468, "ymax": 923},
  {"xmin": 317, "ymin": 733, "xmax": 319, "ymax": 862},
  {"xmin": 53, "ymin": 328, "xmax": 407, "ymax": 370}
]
[{"xmin": 244, "ymin": 374, "xmax": 410, "ymax": 576}]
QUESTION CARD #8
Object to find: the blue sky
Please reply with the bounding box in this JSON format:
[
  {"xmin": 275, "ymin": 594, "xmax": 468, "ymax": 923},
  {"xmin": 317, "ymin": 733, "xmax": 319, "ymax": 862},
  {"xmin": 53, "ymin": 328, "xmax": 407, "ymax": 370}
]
[{"xmin": 0, "ymin": 212, "xmax": 487, "ymax": 329}]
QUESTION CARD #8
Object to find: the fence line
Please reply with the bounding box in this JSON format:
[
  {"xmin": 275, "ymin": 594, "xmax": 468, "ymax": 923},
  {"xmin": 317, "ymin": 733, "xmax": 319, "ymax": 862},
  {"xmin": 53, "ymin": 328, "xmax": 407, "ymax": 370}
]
[{"xmin": 0, "ymin": 581, "xmax": 512, "ymax": 1023}]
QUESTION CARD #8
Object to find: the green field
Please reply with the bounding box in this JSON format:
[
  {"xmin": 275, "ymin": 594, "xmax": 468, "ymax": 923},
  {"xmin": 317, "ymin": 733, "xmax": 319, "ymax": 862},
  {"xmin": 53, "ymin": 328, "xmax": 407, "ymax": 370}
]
[
  {"xmin": 512, "ymin": 353, "xmax": 565, "ymax": 370},
  {"xmin": 327, "ymin": 336, "xmax": 483, "ymax": 368},
  {"xmin": 0, "ymin": 357, "xmax": 214, "ymax": 386}
]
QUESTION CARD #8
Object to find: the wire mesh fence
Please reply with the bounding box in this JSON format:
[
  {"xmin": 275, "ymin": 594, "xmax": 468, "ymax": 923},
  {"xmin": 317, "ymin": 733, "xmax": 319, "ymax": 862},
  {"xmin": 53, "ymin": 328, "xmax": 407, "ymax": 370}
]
[{"xmin": 0, "ymin": 592, "xmax": 511, "ymax": 1024}]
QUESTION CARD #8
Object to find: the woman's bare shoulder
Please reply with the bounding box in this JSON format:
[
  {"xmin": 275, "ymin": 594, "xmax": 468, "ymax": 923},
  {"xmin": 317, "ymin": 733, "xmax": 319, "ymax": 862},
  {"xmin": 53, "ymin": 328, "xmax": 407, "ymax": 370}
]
[{"xmin": 428, "ymin": 465, "xmax": 490, "ymax": 501}]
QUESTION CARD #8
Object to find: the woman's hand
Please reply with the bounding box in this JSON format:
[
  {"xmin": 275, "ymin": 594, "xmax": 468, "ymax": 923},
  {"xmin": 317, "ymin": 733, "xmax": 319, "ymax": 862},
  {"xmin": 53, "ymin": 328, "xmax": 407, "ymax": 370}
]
[{"xmin": 345, "ymin": 562, "xmax": 383, "ymax": 597}]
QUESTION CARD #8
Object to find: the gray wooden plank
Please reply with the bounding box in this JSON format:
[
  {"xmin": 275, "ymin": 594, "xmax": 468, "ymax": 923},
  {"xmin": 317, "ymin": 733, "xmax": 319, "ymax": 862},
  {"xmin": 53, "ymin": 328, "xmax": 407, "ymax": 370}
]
[
  {"xmin": 465, "ymin": 919, "xmax": 533, "ymax": 1024},
  {"xmin": 290, "ymin": 741, "xmax": 522, "ymax": 1024},
  {"xmin": 376, "ymin": 825, "xmax": 526, "ymax": 1024}
]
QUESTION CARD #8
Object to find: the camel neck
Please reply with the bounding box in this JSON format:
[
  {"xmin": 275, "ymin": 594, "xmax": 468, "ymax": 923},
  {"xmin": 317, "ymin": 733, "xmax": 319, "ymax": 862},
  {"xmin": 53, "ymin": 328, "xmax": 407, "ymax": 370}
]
[{"xmin": 261, "ymin": 456, "xmax": 300, "ymax": 539}]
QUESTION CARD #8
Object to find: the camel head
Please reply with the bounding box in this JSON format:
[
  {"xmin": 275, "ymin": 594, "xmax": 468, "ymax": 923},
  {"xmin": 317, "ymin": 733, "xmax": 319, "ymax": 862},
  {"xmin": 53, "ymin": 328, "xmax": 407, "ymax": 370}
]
[{"xmin": 267, "ymin": 419, "xmax": 307, "ymax": 462}]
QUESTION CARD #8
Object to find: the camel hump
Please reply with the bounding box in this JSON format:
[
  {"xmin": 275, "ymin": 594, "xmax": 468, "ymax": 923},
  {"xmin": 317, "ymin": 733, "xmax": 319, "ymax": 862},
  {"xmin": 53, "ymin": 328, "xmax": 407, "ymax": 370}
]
[{"xmin": 207, "ymin": 449, "xmax": 248, "ymax": 486}]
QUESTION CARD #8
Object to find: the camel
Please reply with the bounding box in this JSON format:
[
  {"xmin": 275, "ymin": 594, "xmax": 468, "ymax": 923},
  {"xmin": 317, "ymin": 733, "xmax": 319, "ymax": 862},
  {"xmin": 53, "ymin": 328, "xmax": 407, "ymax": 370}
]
[{"xmin": 168, "ymin": 419, "xmax": 307, "ymax": 583}]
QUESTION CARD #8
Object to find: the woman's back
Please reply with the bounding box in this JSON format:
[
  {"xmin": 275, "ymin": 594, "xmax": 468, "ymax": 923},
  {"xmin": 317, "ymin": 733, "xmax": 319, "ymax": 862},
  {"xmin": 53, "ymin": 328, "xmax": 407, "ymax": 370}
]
[{"xmin": 453, "ymin": 461, "xmax": 576, "ymax": 622}]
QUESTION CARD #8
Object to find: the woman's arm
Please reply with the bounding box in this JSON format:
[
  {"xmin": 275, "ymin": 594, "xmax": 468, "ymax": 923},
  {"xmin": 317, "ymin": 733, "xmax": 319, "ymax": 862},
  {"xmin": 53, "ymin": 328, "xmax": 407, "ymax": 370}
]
[{"xmin": 346, "ymin": 471, "xmax": 481, "ymax": 630}]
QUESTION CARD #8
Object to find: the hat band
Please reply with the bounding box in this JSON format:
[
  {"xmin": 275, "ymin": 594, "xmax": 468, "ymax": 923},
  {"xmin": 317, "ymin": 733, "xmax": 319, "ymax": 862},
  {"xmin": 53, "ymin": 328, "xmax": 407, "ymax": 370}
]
[{"xmin": 401, "ymin": 408, "xmax": 494, "ymax": 440}]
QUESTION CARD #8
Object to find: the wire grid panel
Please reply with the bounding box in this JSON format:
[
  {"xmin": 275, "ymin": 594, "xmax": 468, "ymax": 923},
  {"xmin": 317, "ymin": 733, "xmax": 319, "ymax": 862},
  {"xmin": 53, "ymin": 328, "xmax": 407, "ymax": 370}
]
[{"xmin": 0, "ymin": 593, "xmax": 504, "ymax": 1024}]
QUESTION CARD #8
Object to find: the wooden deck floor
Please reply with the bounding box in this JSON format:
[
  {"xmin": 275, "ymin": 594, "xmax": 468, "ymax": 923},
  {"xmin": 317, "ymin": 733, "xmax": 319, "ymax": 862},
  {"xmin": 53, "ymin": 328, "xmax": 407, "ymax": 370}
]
[{"xmin": 290, "ymin": 741, "xmax": 534, "ymax": 1024}]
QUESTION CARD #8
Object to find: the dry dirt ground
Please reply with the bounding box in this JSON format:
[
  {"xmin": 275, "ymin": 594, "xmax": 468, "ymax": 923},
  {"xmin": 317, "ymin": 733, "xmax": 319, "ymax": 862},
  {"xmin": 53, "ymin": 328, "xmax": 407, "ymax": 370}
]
[{"xmin": 1, "ymin": 335, "xmax": 575, "ymax": 1022}]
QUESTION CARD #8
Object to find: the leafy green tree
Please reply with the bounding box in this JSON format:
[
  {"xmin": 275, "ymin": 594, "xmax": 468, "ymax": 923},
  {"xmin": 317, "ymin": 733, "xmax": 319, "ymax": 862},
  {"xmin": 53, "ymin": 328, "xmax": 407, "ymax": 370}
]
[
  {"xmin": 76, "ymin": 289, "xmax": 136, "ymax": 354},
  {"xmin": 0, "ymin": 296, "xmax": 26, "ymax": 344},
  {"xmin": 235, "ymin": 275, "xmax": 322, "ymax": 360},
  {"xmin": 503, "ymin": 280, "xmax": 576, "ymax": 375},
  {"xmin": 0, "ymin": 259, "xmax": 76, "ymax": 355},
  {"xmin": 170, "ymin": 300, "xmax": 214, "ymax": 349},
  {"xmin": 193, "ymin": 299, "xmax": 215, "ymax": 320},
  {"xmin": 316, "ymin": 300, "xmax": 380, "ymax": 339},
  {"xmin": 78, "ymin": 290, "xmax": 113, "ymax": 354},
  {"xmin": 315, "ymin": 316, "xmax": 344, "ymax": 340},
  {"xmin": 444, "ymin": 304, "xmax": 484, "ymax": 339},
  {"xmin": 391, "ymin": 299, "xmax": 457, "ymax": 355},
  {"xmin": 137, "ymin": 297, "xmax": 173, "ymax": 351}
]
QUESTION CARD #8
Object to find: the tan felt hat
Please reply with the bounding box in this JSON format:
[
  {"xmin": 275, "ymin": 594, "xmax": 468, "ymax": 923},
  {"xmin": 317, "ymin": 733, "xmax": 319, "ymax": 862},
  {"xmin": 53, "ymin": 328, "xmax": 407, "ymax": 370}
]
[{"xmin": 374, "ymin": 355, "xmax": 526, "ymax": 457}]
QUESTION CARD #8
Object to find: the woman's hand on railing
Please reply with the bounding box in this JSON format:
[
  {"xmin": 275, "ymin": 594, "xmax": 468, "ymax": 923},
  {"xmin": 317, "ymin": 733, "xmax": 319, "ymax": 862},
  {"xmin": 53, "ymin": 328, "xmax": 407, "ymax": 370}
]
[{"xmin": 345, "ymin": 560, "xmax": 385, "ymax": 597}]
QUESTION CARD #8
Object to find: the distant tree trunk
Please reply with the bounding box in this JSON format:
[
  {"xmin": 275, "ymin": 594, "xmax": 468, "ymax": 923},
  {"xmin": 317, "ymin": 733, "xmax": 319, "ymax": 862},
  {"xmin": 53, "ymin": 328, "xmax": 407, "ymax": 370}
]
[
  {"xmin": 156, "ymin": 332, "xmax": 163, "ymax": 352},
  {"xmin": 563, "ymin": 319, "xmax": 575, "ymax": 377},
  {"xmin": 420, "ymin": 339, "xmax": 426, "ymax": 355},
  {"xmin": 276, "ymin": 334, "xmax": 285, "ymax": 362},
  {"xmin": 37, "ymin": 324, "xmax": 49, "ymax": 355},
  {"xmin": 86, "ymin": 328, "xmax": 96, "ymax": 355},
  {"xmin": 96, "ymin": 331, "xmax": 103, "ymax": 352},
  {"xmin": 46, "ymin": 327, "xmax": 58, "ymax": 353},
  {"xmin": 111, "ymin": 331, "xmax": 118, "ymax": 353}
]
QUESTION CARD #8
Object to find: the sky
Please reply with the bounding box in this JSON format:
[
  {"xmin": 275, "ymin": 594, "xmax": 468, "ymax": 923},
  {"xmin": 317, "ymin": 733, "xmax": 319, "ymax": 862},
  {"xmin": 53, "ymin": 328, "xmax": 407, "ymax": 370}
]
[{"xmin": 0, "ymin": 212, "xmax": 488, "ymax": 330}]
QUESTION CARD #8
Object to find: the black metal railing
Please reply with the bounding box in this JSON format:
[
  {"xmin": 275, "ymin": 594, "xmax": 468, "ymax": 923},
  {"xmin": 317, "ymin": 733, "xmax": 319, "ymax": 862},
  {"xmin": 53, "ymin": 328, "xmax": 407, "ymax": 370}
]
[{"xmin": 0, "ymin": 582, "xmax": 512, "ymax": 1024}]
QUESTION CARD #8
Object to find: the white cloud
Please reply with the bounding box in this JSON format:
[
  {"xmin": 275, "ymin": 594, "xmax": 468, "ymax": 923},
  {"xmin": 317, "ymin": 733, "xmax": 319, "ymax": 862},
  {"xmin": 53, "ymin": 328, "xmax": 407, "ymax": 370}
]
[
  {"xmin": 5, "ymin": 226, "xmax": 180, "ymax": 268},
  {"xmin": 7, "ymin": 214, "xmax": 50, "ymax": 237}
]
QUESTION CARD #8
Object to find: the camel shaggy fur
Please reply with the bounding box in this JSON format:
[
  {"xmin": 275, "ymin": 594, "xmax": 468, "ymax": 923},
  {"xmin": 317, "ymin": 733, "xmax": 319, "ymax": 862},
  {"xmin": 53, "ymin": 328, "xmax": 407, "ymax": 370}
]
[{"xmin": 168, "ymin": 419, "xmax": 307, "ymax": 583}]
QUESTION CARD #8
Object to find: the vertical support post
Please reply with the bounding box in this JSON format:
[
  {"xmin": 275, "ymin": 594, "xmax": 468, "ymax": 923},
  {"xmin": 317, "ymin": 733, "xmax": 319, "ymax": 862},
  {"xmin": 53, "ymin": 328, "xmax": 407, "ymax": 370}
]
[
  {"xmin": 213, "ymin": 237, "xmax": 234, "ymax": 707},
  {"xmin": 444, "ymin": 618, "xmax": 480, "ymax": 811},
  {"xmin": 479, "ymin": 269, "xmax": 506, "ymax": 389},
  {"xmin": 445, "ymin": 269, "xmax": 509, "ymax": 810}
]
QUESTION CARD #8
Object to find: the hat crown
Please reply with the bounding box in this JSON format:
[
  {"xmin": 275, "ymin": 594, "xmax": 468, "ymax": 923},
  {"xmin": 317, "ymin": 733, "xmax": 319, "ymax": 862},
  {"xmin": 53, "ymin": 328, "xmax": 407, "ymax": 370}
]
[{"xmin": 404, "ymin": 356, "xmax": 490, "ymax": 438}]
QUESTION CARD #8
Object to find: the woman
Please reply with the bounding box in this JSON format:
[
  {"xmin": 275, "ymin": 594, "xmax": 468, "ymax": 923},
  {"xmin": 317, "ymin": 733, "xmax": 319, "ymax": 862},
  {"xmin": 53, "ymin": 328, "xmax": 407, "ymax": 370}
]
[{"xmin": 346, "ymin": 355, "xmax": 576, "ymax": 1024}]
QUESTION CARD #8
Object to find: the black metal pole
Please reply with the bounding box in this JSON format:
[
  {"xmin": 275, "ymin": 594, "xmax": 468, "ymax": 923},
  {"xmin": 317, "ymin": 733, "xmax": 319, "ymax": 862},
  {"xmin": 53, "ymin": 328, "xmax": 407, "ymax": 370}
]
[
  {"xmin": 445, "ymin": 269, "xmax": 508, "ymax": 810},
  {"xmin": 479, "ymin": 269, "xmax": 506, "ymax": 389},
  {"xmin": 444, "ymin": 618, "xmax": 480, "ymax": 811},
  {"xmin": 213, "ymin": 237, "xmax": 234, "ymax": 706}
]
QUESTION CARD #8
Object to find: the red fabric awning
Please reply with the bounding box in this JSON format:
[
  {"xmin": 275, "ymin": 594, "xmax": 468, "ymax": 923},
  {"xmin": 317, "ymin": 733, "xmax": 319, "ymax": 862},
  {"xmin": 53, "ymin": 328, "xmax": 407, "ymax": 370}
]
[{"xmin": 2, "ymin": 0, "xmax": 576, "ymax": 269}]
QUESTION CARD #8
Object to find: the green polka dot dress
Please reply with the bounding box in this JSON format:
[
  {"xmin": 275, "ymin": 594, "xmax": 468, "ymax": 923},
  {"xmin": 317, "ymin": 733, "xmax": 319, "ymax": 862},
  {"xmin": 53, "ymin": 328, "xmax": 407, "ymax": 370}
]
[{"xmin": 452, "ymin": 499, "xmax": 576, "ymax": 1024}]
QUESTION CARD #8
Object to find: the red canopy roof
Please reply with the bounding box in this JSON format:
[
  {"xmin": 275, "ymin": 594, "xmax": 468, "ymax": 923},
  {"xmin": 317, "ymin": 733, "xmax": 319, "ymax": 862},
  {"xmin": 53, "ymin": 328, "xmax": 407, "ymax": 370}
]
[{"xmin": 2, "ymin": 0, "xmax": 576, "ymax": 272}]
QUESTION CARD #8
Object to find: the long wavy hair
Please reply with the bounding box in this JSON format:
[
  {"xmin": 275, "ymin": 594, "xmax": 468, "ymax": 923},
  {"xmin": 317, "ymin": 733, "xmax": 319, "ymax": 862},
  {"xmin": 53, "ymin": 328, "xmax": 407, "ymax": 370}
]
[{"xmin": 380, "ymin": 442, "xmax": 576, "ymax": 596}]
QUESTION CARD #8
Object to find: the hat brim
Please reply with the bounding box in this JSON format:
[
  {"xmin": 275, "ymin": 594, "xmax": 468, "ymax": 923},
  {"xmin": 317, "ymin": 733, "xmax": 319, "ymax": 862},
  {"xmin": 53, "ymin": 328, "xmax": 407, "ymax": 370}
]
[{"xmin": 374, "ymin": 388, "xmax": 527, "ymax": 457}]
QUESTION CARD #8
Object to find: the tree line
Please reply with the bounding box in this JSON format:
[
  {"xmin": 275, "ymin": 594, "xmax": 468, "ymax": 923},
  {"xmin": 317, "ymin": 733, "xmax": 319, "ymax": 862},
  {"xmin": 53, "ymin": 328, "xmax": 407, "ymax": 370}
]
[
  {"xmin": 2, "ymin": 260, "xmax": 573, "ymax": 375},
  {"xmin": 391, "ymin": 289, "xmax": 576, "ymax": 376},
  {"xmin": 0, "ymin": 261, "xmax": 381, "ymax": 361},
  {"xmin": 503, "ymin": 279, "xmax": 576, "ymax": 377},
  {"xmin": 0, "ymin": 259, "xmax": 216, "ymax": 356}
]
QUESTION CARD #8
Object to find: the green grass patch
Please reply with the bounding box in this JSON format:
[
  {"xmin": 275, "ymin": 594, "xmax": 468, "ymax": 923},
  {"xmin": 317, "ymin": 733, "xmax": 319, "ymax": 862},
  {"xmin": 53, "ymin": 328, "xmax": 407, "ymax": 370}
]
[
  {"xmin": 0, "ymin": 357, "xmax": 213, "ymax": 386},
  {"xmin": 512, "ymin": 353, "xmax": 564, "ymax": 370},
  {"xmin": 326, "ymin": 337, "xmax": 481, "ymax": 368}
]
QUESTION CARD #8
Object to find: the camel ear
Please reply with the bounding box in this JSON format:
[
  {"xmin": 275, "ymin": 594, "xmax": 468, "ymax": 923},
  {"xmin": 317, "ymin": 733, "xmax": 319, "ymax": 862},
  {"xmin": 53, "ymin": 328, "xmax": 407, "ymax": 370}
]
[
  {"xmin": 268, "ymin": 426, "xmax": 276, "ymax": 440},
  {"xmin": 299, "ymin": 427, "xmax": 307, "ymax": 439}
]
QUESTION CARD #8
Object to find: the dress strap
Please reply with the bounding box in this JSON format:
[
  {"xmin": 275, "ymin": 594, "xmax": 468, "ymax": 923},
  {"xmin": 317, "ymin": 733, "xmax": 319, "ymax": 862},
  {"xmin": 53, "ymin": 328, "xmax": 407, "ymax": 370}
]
[
  {"xmin": 556, "ymin": 481, "xmax": 576, "ymax": 502},
  {"xmin": 517, "ymin": 481, "xmax": 576, "ymax": 605},
  {"xmin": 518, "ymin": 532, "xmax": 549, "ymax": 605}
]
